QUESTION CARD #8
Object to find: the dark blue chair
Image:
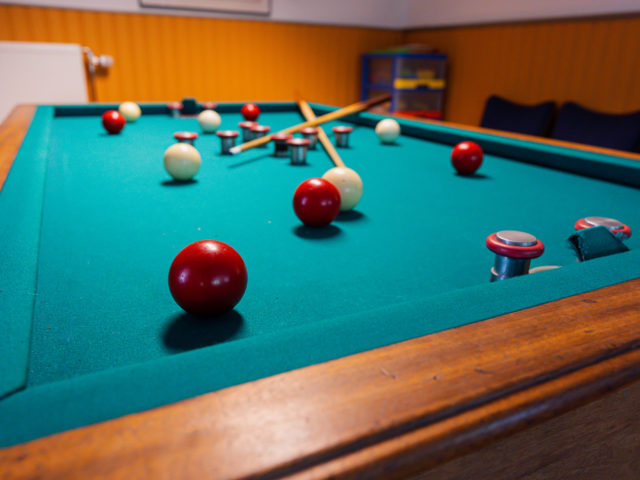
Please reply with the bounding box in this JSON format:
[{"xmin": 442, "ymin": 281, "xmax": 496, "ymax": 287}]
[
  {"xmin": 551, "ymin": 102, "xmax": 640, "ymax": 152},
  {"xmin": 480, "ymin": 95, "xmax": 555, "ymax": 136}
]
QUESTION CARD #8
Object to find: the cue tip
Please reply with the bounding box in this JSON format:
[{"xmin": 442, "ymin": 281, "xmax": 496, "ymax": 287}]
[{"xmin": 229, "ymin": 146, "xmax": 241, "ymax": 155}]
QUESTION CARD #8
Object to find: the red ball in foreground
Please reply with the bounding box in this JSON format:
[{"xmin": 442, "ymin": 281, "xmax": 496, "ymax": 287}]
[
  {"xmin": 101, "ymin": 110, "xmax": 126, "ymax": 134},
  {"xmin": 241, "ymin": 103, "xmax": 260, "ymax": 121},
  {"xmin": 293, "ymin": 178, "xmax": 341, "ymax": 227},
  {"xmin": 169, "ymin": 240, "xmax": 248, "ymax": 317},
  {"xmin": 451, "ymin": 141, "xmax": 483, "ymax": 175}
]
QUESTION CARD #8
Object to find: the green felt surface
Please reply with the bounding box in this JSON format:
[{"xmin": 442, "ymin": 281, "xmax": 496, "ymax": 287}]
[
  {"xmin": 1, "ymin": 102, "xmax": 640, "ymax": 446},
  {"xmin": 0, "ymin": 107, "xmax": 53, "ymax": 398}
]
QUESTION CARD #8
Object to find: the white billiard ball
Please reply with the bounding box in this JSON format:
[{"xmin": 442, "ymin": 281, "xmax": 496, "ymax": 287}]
[
  {"xmin": 163, "ymin": 143, "xmax": 201, "ymax": 181},
  {"xmin": 198, "ymin": 109, "xmax": 221, "ymax": 133},
  {"xmin": 322, "ymin": 166, "xmax": 363, "ymax": 211},
  {"xmin": 375, "ymin": 118, "xmax": 401, "ymax": 144},
  {"xmin": 118, "ymin": 101, "xmax": 141, "ymax": 123}
]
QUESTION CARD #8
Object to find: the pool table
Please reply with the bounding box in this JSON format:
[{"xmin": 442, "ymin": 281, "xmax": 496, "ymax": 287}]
[{"xmin": 0, "ymin": 101, "xmax": 639, "ymax": 479}]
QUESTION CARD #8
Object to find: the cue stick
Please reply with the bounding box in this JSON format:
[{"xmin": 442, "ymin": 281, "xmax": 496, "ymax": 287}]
[
  {"xmin": 229, "ymin": 93, "xmax": 390, "ymax": 155},
  {"xmin": 297, "ymin": 100, "xmax": 345, "ymax": 168}
]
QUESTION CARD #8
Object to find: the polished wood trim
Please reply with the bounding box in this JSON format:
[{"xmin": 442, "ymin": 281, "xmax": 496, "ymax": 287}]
[
  {"xmin": 1, "ymin": 279, "xmax": 639, "ymax": 479},
  {"xmin": 287, "ymin": 350, "xmax": 640, "ymax": 480},
  {"xmin": 412, "ymin": 379, "xmax": 640, "ymax": 480},
  {"xmin": 394, "ymin": 112, "xmax": 640, "ymax": 161},
  {"xmin": 0, "ymin": 105, "xmax": 36, "ymax": 191}
]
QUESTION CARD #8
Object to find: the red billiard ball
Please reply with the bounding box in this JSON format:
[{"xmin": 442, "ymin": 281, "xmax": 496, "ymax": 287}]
[
  {"xmin": 102, "ymin": 110, "xmax": 126, "ymax": 134},
  {"xmin": 451, "ymin": 141, "xmax": 483, "ymax": 175},
  {"xmin": 168, "ymin": 240, "xmax": 248, "ymax": 317},
  {"xmin": 241, "ymin": 103, "xmax": 260, "ymax": 122},
  {"xmin": 293, "ymin": 178, "xmax": 341, "ymax": 227}
]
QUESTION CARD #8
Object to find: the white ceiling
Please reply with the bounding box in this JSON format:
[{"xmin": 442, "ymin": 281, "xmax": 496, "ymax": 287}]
[
  {"xmin": 403, "ymin": 0, "xmax": 640, "ymax": 29},
  {"xmin": 3, "ymin": 0, "xmax": 640, "ymax": 29}
]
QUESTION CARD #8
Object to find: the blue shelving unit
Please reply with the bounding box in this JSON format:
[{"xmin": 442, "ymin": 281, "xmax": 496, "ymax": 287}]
[{"xmin": 361, "ymin": 53, "xmax": 447, "ymax": 119}]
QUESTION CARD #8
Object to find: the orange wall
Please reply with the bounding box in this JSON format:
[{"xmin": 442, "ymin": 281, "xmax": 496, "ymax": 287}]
[
  {"xmin": 1, "ymin": 6, "xmax": 639, "ymax": 126},
  {"xmin": 0, "ymin": 5, "xmax": 401, "ymax": 105},
  {"xmin": 405, "ymin": 16, "xmax": 640, "ymax": 124}
]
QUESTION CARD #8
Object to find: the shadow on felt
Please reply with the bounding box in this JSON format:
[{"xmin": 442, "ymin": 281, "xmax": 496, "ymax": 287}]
[
  {"xmin": 293, "ymin": 224, "xmax": 342, "ymax": 239},
  {"xmin": 455, "ymin": 173, "xmax": 491, "ymax": 180},
  {"xmin": 160, "ymin": 179, "xmax": 198, "ymax": 187},
  {"xmin": 163, "ymin": 310, "xmax": 244, "ymax": 352},
  {"xmin": 335, "ymin": 210, "xmax": 365, "ymax": 222}
]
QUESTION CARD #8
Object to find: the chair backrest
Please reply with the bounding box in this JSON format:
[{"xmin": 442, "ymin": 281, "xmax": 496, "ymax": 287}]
[
  {"xmin": 480, "ymin": 95, "xmax": 555, "ymax": 136},
  {"xmin": 551, "ymin": 102, "xmax": 640, "ymax": 152}
]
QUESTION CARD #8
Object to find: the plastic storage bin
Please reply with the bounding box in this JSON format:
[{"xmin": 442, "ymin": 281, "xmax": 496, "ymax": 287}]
[{"xmin": 361, "ymin": 53, "xmax": 447, "ymax": 119}]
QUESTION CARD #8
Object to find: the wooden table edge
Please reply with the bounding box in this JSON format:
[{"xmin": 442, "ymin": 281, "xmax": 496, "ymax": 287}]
[
  {"xmin": 0, "ymin": 105, "xmax": 36, "ymax": 191},
  {"xmin": 286, "ymin": 348, "xmax": 640, "ymax": 480},
  {"xmin": 1, "ymin": 104, "xmax": 639, "ymax": 479}
]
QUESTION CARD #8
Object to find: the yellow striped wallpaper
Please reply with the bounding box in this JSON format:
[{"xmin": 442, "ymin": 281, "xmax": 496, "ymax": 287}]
[
  {"xmin": 0, "ymin": 5, "xmax": 402, "ymax": 105},
  {"xmin": 405, "ymin": 16, "xmax": 640, "ymax": 124},
  {"xmin": 1, "ymin": 6, "xmax": 639, "ymax": 126}
]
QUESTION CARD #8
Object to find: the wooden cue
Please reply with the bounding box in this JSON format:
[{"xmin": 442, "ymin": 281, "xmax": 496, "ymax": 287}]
[
  {"xmin": 229, "ymin": 94, "xmax": 390, "ymax": 155},
  {"xmin": 297, "ymin": 100, "xmax": 345, "ymax": 168}
]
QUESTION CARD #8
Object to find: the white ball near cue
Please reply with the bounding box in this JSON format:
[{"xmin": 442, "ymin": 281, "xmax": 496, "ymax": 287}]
[
  {"xmin": 164, "ymin": 143, "xmax": 201, "ymax": 181},
  {"xmin": 118, "ymin": 101, "xmax": 141, "ymax": 123},
  {"xmin": 322, "ymin": 166, "xmax": 363, "ymax": 211},
  {"xmin": 375, "ymin": 118, "xmax": 401, "ymax": 144},
  {"xmin": 198, "ymin": 109, "xmax": 222, "ymax": 133}
]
